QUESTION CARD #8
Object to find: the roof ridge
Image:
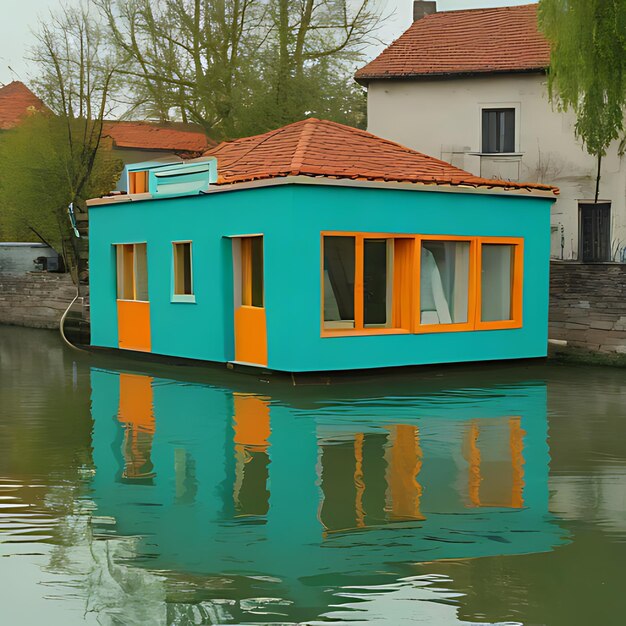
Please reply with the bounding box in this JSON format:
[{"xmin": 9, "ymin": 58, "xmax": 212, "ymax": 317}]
[
  {"xmin": 425, "ymin": 3, "xmax": 536, "ymax": 16},
  {"xmin": 290, "ymin": 118, "xmax": 318, "ymax": 172}
]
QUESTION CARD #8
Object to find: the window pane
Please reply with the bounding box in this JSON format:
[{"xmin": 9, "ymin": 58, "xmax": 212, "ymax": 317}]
[
  {"xmin": 481, "ymin": 244, "xmax": 513, "ymax": 321},
  {"xmin": 251, "ymin": 237, "xmax": 263, "ymax": 307},
  {"xmin": 364, "ymin": 239, "xmax": 392, "ymax": 327},
  {"xmin": 482, "ymin": 108, "xmax": 515, "ymax": 153},
  {"xmin": 134, "ymin": 243, "xmax": 149, "ymax": 301},
  {"xmin": 324, "ymin": 236, "xmax": 355, "ymax": 329},
  {"xmin": 117, "ymin": 244, "xmax": 135, "ymax": 300},
  {"xmin": 420, "ymin": 241, "xmax": 470, "ymax": 325},
  {"xmin": 241, "ymin": 237, "xmax": 263, "ymax": 307},
  {"xmin": 174, "ymin": 243, "xmax": 193, "ymax": 295}
]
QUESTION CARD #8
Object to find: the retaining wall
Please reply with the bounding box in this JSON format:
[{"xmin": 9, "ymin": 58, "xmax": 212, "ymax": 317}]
[
  {"xmin": 549, "ymin": 262, "xmax": 626, "ymax": 356},
  {"xmin": 0, "ymin": 272, "xmax": 77, "ymax": 329}
]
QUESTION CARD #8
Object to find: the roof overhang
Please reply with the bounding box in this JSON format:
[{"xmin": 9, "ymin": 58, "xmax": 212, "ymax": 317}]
[
  {"xmin": 87, "ymin": 174, "xmax": 557, "ymax": 207},
  {"xmin": 355, "ymin": 67, "xmax": 548, "ymax": 86}
]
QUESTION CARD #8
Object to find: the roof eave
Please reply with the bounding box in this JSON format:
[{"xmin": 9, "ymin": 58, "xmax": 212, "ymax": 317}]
[{"xmin": 355, "ymin": 66, "xmax": 548, "ymax": 86}]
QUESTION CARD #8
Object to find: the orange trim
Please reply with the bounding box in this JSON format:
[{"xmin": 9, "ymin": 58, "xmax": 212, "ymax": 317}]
[
  {"xmin": 321, "ymin": 232, "xmax": 524, "ymax": 337},
  {"xmin": 233, "ymin": 394, "xmax": 270, "ymax": 449},
  {"xmin": 416, "ymin": 235, "xmax": 478, "ymax": 334},
  {"xmin": 475, "ymin": 237, "xmax": 524, "ymax": 330},
  {"xmin": 241, "ymin": 238, "xmax": 253, "ymax": 306},
  {"xmin": 393, "ymin": 238, "xmax": 415, "ymax": 330},
  {"xmin": 385, "ymin": 424, "xmax": 424, "ymax": 521},
  {"xmin": 354, "ymin": 235, "xmax": 364, "ymax": 329},
  {"xmin": 467, "ymin": 421, "xmax": 482, "ymax": 508},
  {"xmin": 509, "ymin": 417, "xmax": 525, "ymax": 508},
  {"xmin": 234, "ymin": 305, "xmax": 268, "ymax": 365},
  {"xmin": 117, "ymin": 300, "xmax": 151, "ymax": 352},
  {"xmin": 354, "ymin": 433, "xmax": 365, "ymax": 528},
  {"xmin": 118, "ymin": 373, "xmax": 155, "ymax": 432}
]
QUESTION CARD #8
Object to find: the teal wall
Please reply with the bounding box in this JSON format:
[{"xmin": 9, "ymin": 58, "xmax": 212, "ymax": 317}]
[{"xmin": 89, "ymin": 183, "xmax": 553, "ymax": 371}]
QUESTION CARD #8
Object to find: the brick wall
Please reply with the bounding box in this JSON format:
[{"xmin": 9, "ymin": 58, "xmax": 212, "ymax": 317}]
[
  {"xmin": 550, "ymin": 262, "xmax": 626, "ymax": 355},
  {"xmin": 0, "ymin": 273, "xmax": 78, "ymax": 329}
]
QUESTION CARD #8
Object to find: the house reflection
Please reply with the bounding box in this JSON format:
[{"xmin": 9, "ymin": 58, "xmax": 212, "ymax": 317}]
[
  {"xmin": 89, "ymin": 366, "xmax": 563, "ymax": 602},
  {"xmin": 117, "ymin": 373, "xmax": 156, "ymax": 483},
  {"xmin": 232, "ymin": 394, "xmax": 271, "ymax": 517}
]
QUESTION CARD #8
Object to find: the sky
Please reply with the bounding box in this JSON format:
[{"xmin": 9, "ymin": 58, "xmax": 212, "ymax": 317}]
[{"xmin": 0, "ymin": 0, "xmax": 536, "ymax": 88}]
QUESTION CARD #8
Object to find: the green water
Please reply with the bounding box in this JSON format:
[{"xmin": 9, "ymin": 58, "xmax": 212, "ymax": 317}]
[{"xmin": 1, "ymin": 325, "xmax": 626, "ymax": 625}]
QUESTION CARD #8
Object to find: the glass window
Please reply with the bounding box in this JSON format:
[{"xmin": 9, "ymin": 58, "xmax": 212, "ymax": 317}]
[
  {"xmin": 116, "ymin": 243, "xmax": 148, "ymax": 301},
  {"xmin": 420, "ymin": 240, "xmax": 470, "ymax": 325},
  {"xmin": 482, "ymin": 108, "xmax": 515, "ymax": 153},
  {"xmin": 324, "ymin": 236, "xmax": 355, "ymax": 329},
  {"xmin": 241, "ymin": 236, "xmax": 263, "ymax": 307},
  {"xmin": 481, "ymin": 244, "xmax": 514, "ymax": 322},
  {"xmin": 364, "ymin": 239, "xmax": 393, "ymax": 328},
  {"xmin": 173, "ymin": 242, "xmax": 193, "ymax": 296}
]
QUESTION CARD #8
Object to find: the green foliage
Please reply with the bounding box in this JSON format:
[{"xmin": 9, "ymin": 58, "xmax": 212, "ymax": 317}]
[
  {"xmin": 0, "ymin": 114, "xmax": 122, "ymax": 269},
  {"xmin": 539, "ymin": 0, "xmax": 626, "ymax": 158}
]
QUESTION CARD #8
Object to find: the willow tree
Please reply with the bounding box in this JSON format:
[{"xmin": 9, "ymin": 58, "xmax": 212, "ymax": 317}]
[{"xmin": 539, "ymin": 0, "xmax": 626, "ymax": 202}]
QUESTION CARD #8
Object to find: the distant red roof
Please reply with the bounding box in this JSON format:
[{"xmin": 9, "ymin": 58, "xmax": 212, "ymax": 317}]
[
  {"xmin": 0, "ymin": 81, "xmax": 47, "ymax": 130},
  {"xmin": 356, "ymin": 4, "xmax": 550, "ymax": 82},
  {"xmin": 205, "ymin": 118, "xmax": 556, "ymax": 194},
  {"xmin": 103, "ymin": 121, "xmax": 215, "ymax": 154}
]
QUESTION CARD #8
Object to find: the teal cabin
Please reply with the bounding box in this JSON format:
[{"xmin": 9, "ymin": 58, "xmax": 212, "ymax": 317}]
[{"xmin": 87, "ymin": 118, "xmax": 558, "ymax": 372}]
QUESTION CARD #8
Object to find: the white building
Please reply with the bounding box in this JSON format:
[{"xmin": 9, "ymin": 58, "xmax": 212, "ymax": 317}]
[{"xmin": 357, "ymin": 2, "xmax": 626, "ymax": 262}]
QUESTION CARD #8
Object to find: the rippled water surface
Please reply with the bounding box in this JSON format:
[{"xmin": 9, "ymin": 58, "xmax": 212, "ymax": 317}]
[{"xmin": 1, "ymin": 325, "xmax": 626, "ymax": 625}]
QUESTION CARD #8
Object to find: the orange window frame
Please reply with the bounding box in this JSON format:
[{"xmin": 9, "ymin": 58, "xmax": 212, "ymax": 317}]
[
  {"xmin": 415, "ymin": 235, "xmax": 478, "ymax": 334},
  {"xmin": 320, "ymin": 233, "xmax": 524, "ymax": 337},
  {"xmin": 475, "ymin": 237, "xmax": 524, "ymax": 330},
  {"xmin": 321, "ymin": 232, "xmax": 414, "ymax": 337},
  {"xmin": 129, "ymin": 170, "xmax": 148, "ymax": 194}
]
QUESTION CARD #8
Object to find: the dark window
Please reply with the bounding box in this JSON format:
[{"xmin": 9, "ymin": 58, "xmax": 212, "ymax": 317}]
[
  {"xmin": 363, "ymin": 239, "xmax": 391, "ymax": 327},
  {"xmin": 579, "ymin": 202, "xmax": 611, "ymax": 262},
  {"xmin": 482, "ymin": 108, "xmax": 515, "ymax": 153},
  {"xmin": 324, "ymin": 236, "xmax": 355, "ymax": 329}
]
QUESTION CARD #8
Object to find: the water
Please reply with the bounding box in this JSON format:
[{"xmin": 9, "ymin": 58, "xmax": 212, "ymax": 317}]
[{"xmin": 1, "ymin": 325, "xmax": 625, "ymax": 625}]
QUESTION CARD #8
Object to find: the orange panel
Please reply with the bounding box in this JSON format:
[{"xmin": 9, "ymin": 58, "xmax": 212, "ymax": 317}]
[
  {"xmin": 234, "ymin": 305, "xmax": 268, "ymax": 366},
  {"xmin": 233, "ymin": 394, "xmax": 271, "ymax": 448},
  {"xmin": 118, "ymin": 373, "xmax": 155, "ymax": 432},
  {"xmin": 392, "ymin": 238, "xmax": 415, "ymax": 331},
  {"xmin": 385, "ymin": 424, "xmax": 424, "ymax": 521},
  {"xmin": 117, "ymin": 300, "xmax": 151, "ymax": 352}
]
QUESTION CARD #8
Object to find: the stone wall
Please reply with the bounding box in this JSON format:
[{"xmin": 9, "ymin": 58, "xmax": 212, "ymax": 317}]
[
  {"xmin": 0, "ymin": 272, "xmax": 78, "ymax": 329},
  {"xmin": 549, "ymin": 261, "xmax": 626, "ymax": 356}
]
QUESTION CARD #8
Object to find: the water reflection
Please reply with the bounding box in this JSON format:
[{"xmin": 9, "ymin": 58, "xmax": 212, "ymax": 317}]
[{"xmin": 87, "ymin": 365, "xmax": 564, "ymax": 622}]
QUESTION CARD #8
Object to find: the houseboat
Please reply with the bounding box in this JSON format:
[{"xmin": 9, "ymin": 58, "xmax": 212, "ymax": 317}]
[{"xmin": 87, "ymin": 118, "xmax": 557, "ymax": 372}]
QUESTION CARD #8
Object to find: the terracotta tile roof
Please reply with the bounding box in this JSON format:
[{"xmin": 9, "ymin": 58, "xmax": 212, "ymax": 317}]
[
  {"xmin": 103, "ymin": 121, "xmax": 215, "ymax": 154},
  {"xmin": 356, "ymin": 4, "xmax": 550, "ymax": 82},
  {"xmin": 205, "ymin": 118, "xmax": 557, "ymax": 194},
  {"xmin": 0, "ymin": 81, "xmax": 47, "ymax": 130}
]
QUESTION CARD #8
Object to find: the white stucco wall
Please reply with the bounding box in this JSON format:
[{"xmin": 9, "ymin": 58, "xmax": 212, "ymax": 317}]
[{"xmin": 366, "ymin": 74, "xmax": 626, "ymax": 261}]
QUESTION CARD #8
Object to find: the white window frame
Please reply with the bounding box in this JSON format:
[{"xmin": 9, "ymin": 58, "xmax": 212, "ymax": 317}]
[
  {"xmin": 476, "ymin": 102, "xmax": 522, "ymax": 155},
  {"xmin": 171, "ymin": 240, "xmax": 196, "ymax": 303}
]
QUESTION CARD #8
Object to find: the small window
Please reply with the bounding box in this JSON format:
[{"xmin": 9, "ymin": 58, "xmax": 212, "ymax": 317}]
[
  {"xmin": 129, "ymin": 170, "xmax": 149, "ymax": 194},
  {"xmin": 364, "ymin": 239, "xmax": 393, "ymax": 328},
  {"xmin": 482, "ymin": 108, "xmax": 515, "ymax": 153},
  {"xmin": 116, "ymin": 243, "xmax": 148, "ymax": 301},
  {"xmin": 477, "ymin": 239, "xmax": 523, "ymax": 329},
  {"xmin": 173, "ymin": 242, "xmax": 193, "ymax": 296},
  {"xmin": 323, "ymin": 234, "xmax": 413, "ymax": 333},
  {"xmin": 420, "ymin": 240, "xmax": 471, "ymax": 326},
  {"xmin": 324, "ymin": 236, "xmax": 356, "ymax": 329},
  {"xmin": 241, "ymin": 236, "xmax": 263, "ymax": 307},
  {"xmin": 579, "ymin": 202, "xmax": 611, "ymax": 262}
]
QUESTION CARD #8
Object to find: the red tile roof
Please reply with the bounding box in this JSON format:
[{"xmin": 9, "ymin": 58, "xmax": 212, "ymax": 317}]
[
  {"xmin": 103, "ymin": 121, "xmax": 215, "ymax": 154},
  {"xmin": 205, "ymin": 118, "xmax": 557, "ymax": 194},
  {"xmin": 0, "ymin": 81, "xmax": 47, "ymax": 130},
  {"xmin": 356, "ymin": 4, "xmax": 550, "ymax": 82}
]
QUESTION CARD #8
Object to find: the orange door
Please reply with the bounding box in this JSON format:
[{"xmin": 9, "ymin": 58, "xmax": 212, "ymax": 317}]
[{"xmin": 234, "ymin": 236, "xmax": 267, "ymax": 366}]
